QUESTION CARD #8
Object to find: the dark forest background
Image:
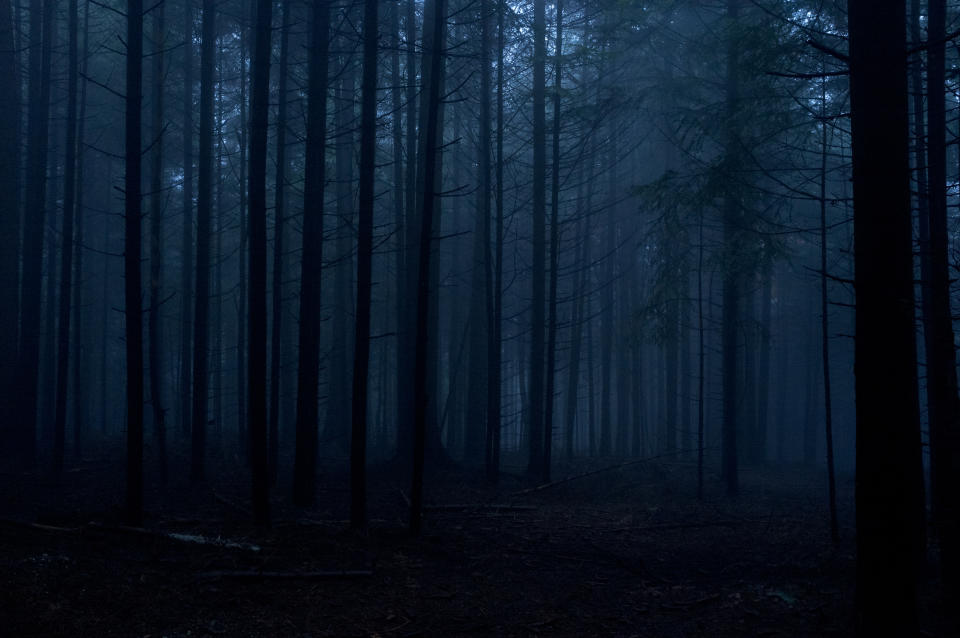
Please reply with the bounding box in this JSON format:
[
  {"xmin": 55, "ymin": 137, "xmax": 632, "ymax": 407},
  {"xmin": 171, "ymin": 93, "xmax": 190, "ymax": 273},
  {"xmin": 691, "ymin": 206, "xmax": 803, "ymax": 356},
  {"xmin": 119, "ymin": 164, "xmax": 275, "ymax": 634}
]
[{"xmin": 0, "ymin": 0, "xmax": 956, "ymax": 634}]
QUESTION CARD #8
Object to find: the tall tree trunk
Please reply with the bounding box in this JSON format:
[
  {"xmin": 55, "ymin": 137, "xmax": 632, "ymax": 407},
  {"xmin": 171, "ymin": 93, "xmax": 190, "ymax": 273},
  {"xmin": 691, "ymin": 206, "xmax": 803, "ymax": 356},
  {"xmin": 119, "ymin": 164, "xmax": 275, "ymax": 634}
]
[
  {"xmin": 410, "ymin": 0, "xmax": 445, "ymax": 535},
  {"xmin": 350, "ymin": 0, "xmax": 379, "ymax": 531},
  {"xmin": 124, "ymin": 0, "xmax": 145, "ymax": 527},
  {"xmin": 527, "ymin": 0, "xmax": 546, "ymax": 477},
  {"xmin": 236, "ymin": 6, "xmax": 248, "ymax": 461},
  {"xmin": 248, "ymin": 0, "xmax": 273, "ymax": 527},
  {"xmin": 923, "ymin": 0, "xmax": 960, "ymax": 591},
  {"xmin": 818, "ymin": 76, "xmax": 837, "ymax": 541},
  {"xmin": 720, "ymin": 0, "xmax": 740, "ymax": 496},
  {"xmin": 190, "ymin": 0, "xmax": 215, "ymax": 482},
  {"xmin": 19, "ymin": 0, "xmax": 55, "ymax": 468},
  {"xmin": 543, "ymin": 0, "xmax": 563, "ymax": 482},
  {"xmin": 485, "ymin": 0, "xmax": 504, "ymax": 483},
  {"xmin": 0, "ymin": 0, "xmax": 21, "ymax": 466},
  {"xmin": 849, "ymin": 0, "xmax": 923, "ymax": 632},
  {"xmin": 53, "ymin": 0, "xmax": 80, "ymax": 477},
  {"xmin": 148, "ymin": 0, "xmax": 167, "ymax": 484},
  {"xmin": 269, "ymin": 0, "xmax": 290, "ymax": 484},
  {"xmin": 72, "ymin": 0, "xmax": 90, "ymax": 460},
  {"xmin": 179, "ymin": 0, "xmax": 194, "ymax": 439},
  {"xmin": 292, "ymin": 0, "xmax": 329, "ymax": 508}
]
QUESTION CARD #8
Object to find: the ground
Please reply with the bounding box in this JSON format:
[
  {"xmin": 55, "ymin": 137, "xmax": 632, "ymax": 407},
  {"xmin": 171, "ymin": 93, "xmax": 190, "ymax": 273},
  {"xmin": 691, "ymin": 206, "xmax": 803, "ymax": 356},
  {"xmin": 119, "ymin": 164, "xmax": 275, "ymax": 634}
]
[{"xmin": 0, "ymin": 452, "xmax": 951, "ymax": 636}]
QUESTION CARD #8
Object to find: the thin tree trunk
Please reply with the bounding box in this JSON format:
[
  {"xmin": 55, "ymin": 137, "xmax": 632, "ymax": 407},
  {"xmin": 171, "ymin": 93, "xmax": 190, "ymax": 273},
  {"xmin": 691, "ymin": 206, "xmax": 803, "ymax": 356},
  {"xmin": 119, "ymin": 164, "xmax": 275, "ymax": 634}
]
[
  {"xmin": 269, "ymin": 0, "xmax": 291, "ymax": 483},
  {"xmin": 247, "ymin": 0, "xmax": 273, "ymax": 527},
  {"xmin": 0, "ymin": 0, "xmax": 21, "ymax": 466},
  {"xmin": 190, "ymin": 0, "xmax": 215, "ymax": 482},
  {"xmin": 180, "ymin": 0, "xmax": 194, "ymax": 439},
  {"xmin": 148, "ymin": 0, "xmax": 167, "ymax": 484},
  {"xmin": 72, "ymin": 0, "xmax": 90, "ymax": 460},
  {"xmin": 19, "ymin": 0, "xmax": 55, "ymax": 468},
  {"xmin": 292, "ymin": 0, "xmax": 329, "ymax": 508},
  {"xmin": 350, "ymin": 0, "xmax": 379, "ymax": 531},
  {"xmin": 124, "ymin": 0, "xmax": 145, "ymax": 527},
  {"xmin": 410, "ymin": 0, "xmax": 445, "ymax": 535}
]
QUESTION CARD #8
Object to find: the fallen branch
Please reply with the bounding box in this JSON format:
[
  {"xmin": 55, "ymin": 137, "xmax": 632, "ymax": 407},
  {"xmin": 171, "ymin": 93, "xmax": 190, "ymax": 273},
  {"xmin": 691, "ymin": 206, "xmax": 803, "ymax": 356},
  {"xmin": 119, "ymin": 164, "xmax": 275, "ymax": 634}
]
[
  {"xmin": 86, "ymin": 522, "xmax": 261, "ymax": 552},
  {"xmin": 197, "ymin": 569, "xmax": 373, "ymax": 581}
]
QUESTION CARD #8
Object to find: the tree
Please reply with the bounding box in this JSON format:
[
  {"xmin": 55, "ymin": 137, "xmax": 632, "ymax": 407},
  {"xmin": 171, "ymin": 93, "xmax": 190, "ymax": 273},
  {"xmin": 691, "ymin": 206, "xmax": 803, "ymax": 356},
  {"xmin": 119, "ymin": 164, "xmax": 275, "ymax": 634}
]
[
  {"xmin": 410, "ymin": 0, "xmax": 446, "ymax": 535},
  {"xmin": 248, "ymin": 0, "xmax": 273, "ymax": 526},
  {"xmin": 124, "ymin": 0, "xmax": 145, "ymax": 527},
  {"xmin": 848, "ymin": 0, "xmax": 924, "ymax": 632},
  {"xmin": 191, "ymin": 0, "xmax": 215, "ymax": 482},
  {"xmin": 0, "ymin": 0, "xmax": 21, "ymax": 467},
  {"xmin": 293, "ymin": 0, "xmax": 330, "ymax": 508},
  {"xmin": 179, "ymin": 0, "xmax": 194, "ymax": 440},
  {"xmin": 351, "ymin": 0, "xmax": 379, "ymax": 531},
  {"xmin": 527, "ymin": 0, "xmax": 546, "ymax": 477},
  {"xmin": 18, "ymin": 0, "xmax": 55, "ymax": 468},
  {"xmin": 53, "ymin": 0, "xmax": 80, "ymax": 477}
]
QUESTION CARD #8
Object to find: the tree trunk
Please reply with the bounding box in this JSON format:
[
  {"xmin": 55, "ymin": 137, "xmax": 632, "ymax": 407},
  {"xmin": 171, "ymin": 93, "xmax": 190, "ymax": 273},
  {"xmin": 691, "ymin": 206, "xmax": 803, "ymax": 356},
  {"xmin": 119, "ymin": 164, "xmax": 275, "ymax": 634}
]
[
  {"xmin": 292, "ymin": 0, "xmax": 330, "ymax": 508},
  {"xmin": 923, "ymin": 0, "xmax": 960, "ymax": 591},
  {"xmin": 0, "ymin": 0, "xmax": 21, "ymax": 467},
  {"xmin": 124, "ymin": 0, "xmax": 145, "ymax": 527},
  {"xmin": 148, "ymin": 0, "xmax": 167, "ymax": 484},
  {"xmin": 179, "ymin": 0, "xmax": 194, "ymax": 440},
  {"xmin": 247, "ymin": 0, "xmax": 273, "ymax": 527},
  {"xmin": 190, "ymin": 0, "xmax": 215, "ymax": 482},
  {"xmin": 848, "ymin": 0, "xmax": 923, "ymax": 632},
  {"xmin": 410, "ymin": 0, "xmax": 446, "ymax": 535},
  {"xmin": 19, "ymin": 0, "xmax": 55, "ymax": 468},
  {"xmin": 269, "ymin": 0, "xmax": 291, "ymax": 484}
]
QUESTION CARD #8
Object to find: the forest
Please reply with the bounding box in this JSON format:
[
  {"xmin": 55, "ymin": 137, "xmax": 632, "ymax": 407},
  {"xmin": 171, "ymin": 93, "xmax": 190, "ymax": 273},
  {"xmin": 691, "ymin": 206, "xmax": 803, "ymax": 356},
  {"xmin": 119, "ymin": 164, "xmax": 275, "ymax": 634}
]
[{"xmin": 0, "ymin": 0, "xmax": 957, "ymax": 635}]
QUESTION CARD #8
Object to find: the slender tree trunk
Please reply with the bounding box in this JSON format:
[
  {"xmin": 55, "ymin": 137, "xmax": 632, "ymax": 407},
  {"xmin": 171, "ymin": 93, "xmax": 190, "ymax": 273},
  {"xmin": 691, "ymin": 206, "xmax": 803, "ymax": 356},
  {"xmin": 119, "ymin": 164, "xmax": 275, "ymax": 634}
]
[
  {"xmin": 72, "ymin": 1, "xmax": 89, "ymax": 460},
  {"xmin": 351, "ymin": 0, "xmax": 379, "ymax": 531},
  {"xmin": 527, "ymin": 0, "xmax": 546, "ymax": 477},
  {"xmin": 720, "ymin": 0, "xmax": 740, "ymax": 496},
  {"xmin": 485, "ymin": 0, "xmax": 504, "ymax": 483},
  {"xmin": 292, "ymin": 0, "xmax": 329, "ymax": 508},
  {"xmin": 697, "ymin": 208, "xmax": 705, "ymax": 498},
  {"xmin": 236, "ymin": 7, "xmax": 248, "ymax": 461},
  {"xmin": 247, "ymin": 0, "xmax": 273, "ymax": 527},
  {"xmin": 19, "ymin": 0, "xmax": 55, "ymax": 468},
  {"xmin": 190, "ymin": 0, "xmax": 215, "ymax": 482},
  {"xmin": 542, "ymin": 0, "xmax": 563, "ymax": 482},
  {"xmin": 0, "ymin": 0, "xmax": 21, "ymax": 466},
  {"xmin": 53, "ymin": 0, "xmax": 79, "ymax": 477},
  {"xmin": 148, "ymin": 0, "xmax": 167, "ymax": 484},
  {"xmin": 410, "ymin": 0, "xmax": 445, "ymax": 535},
  {"xmin": 124, "ymin": 0, "xmax": 145, "ymax": 527},
  {"xmin": 269, "ymin": 0, "xmax": 290, "ymax": 484},
  {"xmin": 180, "ymin": 0, "xmax": 194, "ymax": 440},
  {"xmin": 818, "ymin": 76, "xmax": 837, "ymax": 541},
  {"xmin": 849, "ymin": 0, "xmax": 923, "ymax": 632}
]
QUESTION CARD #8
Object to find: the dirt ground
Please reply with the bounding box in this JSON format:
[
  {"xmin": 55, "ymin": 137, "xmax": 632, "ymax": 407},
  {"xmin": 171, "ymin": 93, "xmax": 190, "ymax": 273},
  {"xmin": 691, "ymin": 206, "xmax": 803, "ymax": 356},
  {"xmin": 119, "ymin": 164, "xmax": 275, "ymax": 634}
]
[{"xmin": 0, "ymin": 452, "xmax": 952, "ymax": 637}]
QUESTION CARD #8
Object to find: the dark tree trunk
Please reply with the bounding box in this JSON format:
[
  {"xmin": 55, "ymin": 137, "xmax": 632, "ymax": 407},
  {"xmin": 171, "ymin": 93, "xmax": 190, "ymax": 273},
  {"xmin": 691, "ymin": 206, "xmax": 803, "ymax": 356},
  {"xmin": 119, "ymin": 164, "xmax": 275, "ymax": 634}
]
[
  {"xmin": 269, "ymin": 0, "xmax": 291, "ymax": 484},
  {"xmin": 848, "ymin": 0, "xmax": 923, "ymax": 632},
  {"xmin": 19, "ymin": 0, "xmax": 55, "ymax": 468},
  {"xmin": 148, "ymin": 0, "xmax": 167, "ymax": 484},
  {"xmin": 485, "ymin": 0, "xmax": 504, "ymax": 483},
  {"xmin": 72, "ymin": 1, "xmax": 89, "ymax": 460},
  {"xmin": 53, "ymin": 0, "xmax": 79, "ymax": 477},
  {"xmin": 0, "ymin": 0, "xmax": 21, "ymax": 466},
  {"xmin": 350, "ymin": 0, "xmax": 379, "ymax": 531},
  {"xmin": 124, "ymin": 0, "xmax": 145, "ymax": 527},
  {"xmin": 410, "ymin": 0, "xmax": 445, "ymax": 535},
  {"xmin": 720, "ymin": 0, "xmax": 739, "ymax": 496},
  {"xmin": 527, "ymin": 0, "xmax": 546, "ymax": 477},
  {"xmin": 247, "ymin": 0, "xmax": 273, "ymax": 527},
  {"xmin": 292, "ymin": 0, "xmax": 329, "ymax": 508},
  {"xmin": 923, "ymin": 0, "xmax": 960, "ymax": 591},
  {"xmin": 543, "ymin": 0, "xmax": 563, "ymax": 482},
  {"xmin": 179, "ymin": 0, "xmax": 194, "ymax": 440},
  {"xmin": 191, "ymin": 0, "xmax": 215, "ymax": 482}
]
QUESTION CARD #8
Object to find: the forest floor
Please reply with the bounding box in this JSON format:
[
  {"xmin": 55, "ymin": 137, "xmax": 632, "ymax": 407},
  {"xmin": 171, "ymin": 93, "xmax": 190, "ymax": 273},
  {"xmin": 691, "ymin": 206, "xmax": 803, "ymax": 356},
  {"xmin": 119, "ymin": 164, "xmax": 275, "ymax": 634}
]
[{"xmin": 0, "ymin": 450, "xmax": 953, "ymax": 637}]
